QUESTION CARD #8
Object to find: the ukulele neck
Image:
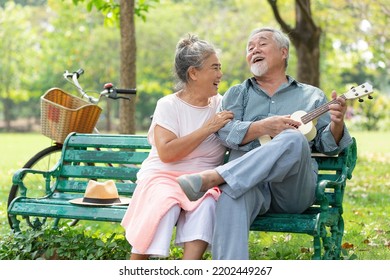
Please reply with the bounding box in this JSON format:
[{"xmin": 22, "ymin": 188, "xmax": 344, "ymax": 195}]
[{"xmin": 300, "ymin": 95, "xmax": 346, "ymax": 124}]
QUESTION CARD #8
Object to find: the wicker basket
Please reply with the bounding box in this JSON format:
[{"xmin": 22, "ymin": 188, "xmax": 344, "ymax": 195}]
[{"xmin": 41, "ymin": 88, "xmax": 102, "ymax": 143}]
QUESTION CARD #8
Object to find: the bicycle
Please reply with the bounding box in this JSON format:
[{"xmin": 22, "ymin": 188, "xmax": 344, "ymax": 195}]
[{"xmin": 7, "ymin": 69, "xmax": 136, "ymax": 228}]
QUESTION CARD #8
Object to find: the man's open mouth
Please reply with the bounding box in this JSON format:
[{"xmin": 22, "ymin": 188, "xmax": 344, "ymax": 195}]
[{"xmin": 252, "ymin": 56, "xmax": 264, "ymax": 63}]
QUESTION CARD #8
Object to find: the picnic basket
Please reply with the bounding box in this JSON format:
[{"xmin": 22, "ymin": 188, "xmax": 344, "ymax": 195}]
[{"xmin": 40, "ymin": 88, "xmax": 102, "ymax": 143}]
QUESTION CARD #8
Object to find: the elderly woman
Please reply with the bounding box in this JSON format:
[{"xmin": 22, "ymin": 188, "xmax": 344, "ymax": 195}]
[{"xmin": 121, "ymin": 34, "xmax": 233, "ymax": 260}]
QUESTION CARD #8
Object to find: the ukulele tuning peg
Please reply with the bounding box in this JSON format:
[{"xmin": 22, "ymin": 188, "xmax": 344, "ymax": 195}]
[
  {"xmin": 368, "ymin": 95, "xmax": 373, "ymax": 100},
  {"xmin": 358, "ymin": 98, "xmax": 364, "ymax": 103}
]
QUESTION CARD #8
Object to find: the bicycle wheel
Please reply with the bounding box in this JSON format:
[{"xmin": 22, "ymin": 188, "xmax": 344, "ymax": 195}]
[{"xmin": 7, "ymin": 144, "xmax": 63, "ymax": 229}]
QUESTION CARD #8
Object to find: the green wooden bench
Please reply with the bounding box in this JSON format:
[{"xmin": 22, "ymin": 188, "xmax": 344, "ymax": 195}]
[{"xmin": 7, "ymin": 132, "xmax": 357, "ymax": 260}]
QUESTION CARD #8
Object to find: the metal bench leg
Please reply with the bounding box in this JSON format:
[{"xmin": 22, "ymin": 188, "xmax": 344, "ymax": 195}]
[
  {"xmin": 9, "ymin": 215, "xmax": 21, "ymax": 232},
  {"xmin": 312, "ymin": 235, "xmax": 322, "ymax": 260},
  {"xmin": 320, "ymin": 220, "xmax": 343, "ymax": 260},
  {"xmin": 52, "ymin": 218, "xmax": 60, "ymax": 230}
]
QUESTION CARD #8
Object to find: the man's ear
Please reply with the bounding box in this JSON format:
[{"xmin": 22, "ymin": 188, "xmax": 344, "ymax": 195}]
[{"xmin": 281, "ymin": 47, "xmax": 288, "ymax": 60}]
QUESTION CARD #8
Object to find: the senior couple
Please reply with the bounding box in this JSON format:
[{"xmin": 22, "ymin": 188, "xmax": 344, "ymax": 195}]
[{"xmin": 120, "ymin": 27, "xmax": 352, "ymax": 260}]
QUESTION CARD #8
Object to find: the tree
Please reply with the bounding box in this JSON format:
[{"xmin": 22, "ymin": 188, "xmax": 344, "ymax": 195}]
[
  {"xmin": 0, "ymin": 2, "xmax": 38, "ymax": 131},
  {"xmin": 70, "ymin": 0, "xmax": 159, "ymax": 134},
  {"xmin": 118, "ymin": 0, "xmax": 136, "ymax": 134},
  {"xmin": 267, "ymin": 0, "xmax": 321, "ymax": 87}
]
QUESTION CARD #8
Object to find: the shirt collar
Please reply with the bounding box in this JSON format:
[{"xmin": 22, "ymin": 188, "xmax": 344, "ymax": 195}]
[{"xmin": 247, "ymin": 75, "xmax": 300, "ymax": 94}]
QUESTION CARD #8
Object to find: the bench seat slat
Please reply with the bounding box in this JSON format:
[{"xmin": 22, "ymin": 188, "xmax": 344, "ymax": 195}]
[
  {"xmin": 251, "ymin": 213, "xmax": 319, "ymax": 234},
  {"xmin": 9, "ymin": 198, "xmax": 127, "ymax": 222}
]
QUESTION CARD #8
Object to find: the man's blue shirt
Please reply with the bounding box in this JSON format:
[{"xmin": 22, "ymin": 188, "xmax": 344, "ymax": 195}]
[{"xmin": 216, "ymin": 76, "xmax": 352, "ymax": 165}]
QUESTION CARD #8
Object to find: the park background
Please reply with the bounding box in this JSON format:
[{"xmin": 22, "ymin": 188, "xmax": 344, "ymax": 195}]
[{"xmin": 0, "ymin": 0, "xmax": 389, "ymax": 260}]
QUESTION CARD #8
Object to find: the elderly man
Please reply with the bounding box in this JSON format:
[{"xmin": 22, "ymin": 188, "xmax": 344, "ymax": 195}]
[{"xmin": 178, "ymin": 27, "xmax": 352, "ymax": 259}]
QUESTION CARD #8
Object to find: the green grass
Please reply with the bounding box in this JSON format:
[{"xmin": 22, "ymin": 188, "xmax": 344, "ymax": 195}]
[{"xmin": 1, "ymin": 131, "xmax": 389, "ymax": 259}]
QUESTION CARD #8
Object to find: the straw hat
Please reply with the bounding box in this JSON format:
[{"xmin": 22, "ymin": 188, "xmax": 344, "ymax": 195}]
[{"xmin": 69, "ymin": 180, "xmax": 131, "ymax": 206}]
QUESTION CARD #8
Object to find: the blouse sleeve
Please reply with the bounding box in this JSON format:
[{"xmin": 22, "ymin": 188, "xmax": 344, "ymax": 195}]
[{"xmin": 147, "ymin": 96, "xmax": 180, "ymax": 145}]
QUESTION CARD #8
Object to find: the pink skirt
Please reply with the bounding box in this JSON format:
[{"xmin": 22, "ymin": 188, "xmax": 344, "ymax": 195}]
[{"xmin": 120, "ymin": 170, "xmax": 221, "ymax": 254}]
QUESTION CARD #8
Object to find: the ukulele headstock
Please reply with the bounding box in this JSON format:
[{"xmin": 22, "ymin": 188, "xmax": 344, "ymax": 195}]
[{"xmin": 344, "ymin": 82, "xmax": 374, "ymax": 102}]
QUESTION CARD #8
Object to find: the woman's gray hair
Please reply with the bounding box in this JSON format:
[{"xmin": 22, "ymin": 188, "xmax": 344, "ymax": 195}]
[
  {"xmin": 174, "ymin": 34, "xmax": 218, "ymax": 90},
  {"xmin": 248, "ymin": 27, "xmax": 290, "ymax": 68}
]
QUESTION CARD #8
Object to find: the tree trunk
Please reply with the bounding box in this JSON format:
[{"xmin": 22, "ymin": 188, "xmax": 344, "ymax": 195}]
[
  {"xmin": 267, "ymin": 0, "xmax": 321, "ymax": 87},
  {"xmin": 119, "ymin": 0, "xmax": 136, "ymax": 134},
  {"xmin": 105, "ymin": 99, "xmax": 112, "ymax": 132}
]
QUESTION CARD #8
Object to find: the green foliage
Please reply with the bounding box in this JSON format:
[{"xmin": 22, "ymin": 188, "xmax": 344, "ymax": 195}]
[
  {"xmin": 347, "ymin": 94, "xmax": 390, "ymax": 131},
  {"xmin": 135, "ymin": 0, "xmax": 160, "ymax": 21},
  {"xmin": 0, "ymin": 2, "xmax": 39, "ymax": 101},
  {"xmin": 70, "ymin": 0, "xmax": 160, "ymax": 25},
  {"xmin": 0, "ymin": 0, "xmax": 46, "ymax": 7},
  {"xmin": 0, "ymin": 225, "xmax": 131, "ymax": 260},
  {"xmin": 1, "ymin": 0, "xmax": 390, "ymax": 132}
]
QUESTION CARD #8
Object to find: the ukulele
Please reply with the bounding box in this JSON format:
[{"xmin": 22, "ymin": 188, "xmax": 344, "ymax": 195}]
[{"xmin": 259, "ymin": 82, "xmax": 374, "ymax": 145}]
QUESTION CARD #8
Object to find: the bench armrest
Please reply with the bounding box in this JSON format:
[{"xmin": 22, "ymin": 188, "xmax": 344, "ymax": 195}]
[
  {"xmin": 346, "ymin": 137, "xmax": 357, "ymax": 180},
  {"xmin": 315, "ymin": 178, "xmax": 345, "ymax": 211},
  {"xmin": 12, "ymin": 168, "xmax": 56, "ymax": 197}
]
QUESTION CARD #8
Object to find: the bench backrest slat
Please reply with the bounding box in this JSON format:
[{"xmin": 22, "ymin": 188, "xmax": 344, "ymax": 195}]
[
  {"xmin": 59, "ymin": 165, "xmax": 139, "ymax": 180},
  {"xmin": 63, "ymin": 149, "xmax": 149, "ymax": 165},
  {"xmin": 66, "ymin": 134, "xmax": 151, "ymax": 149},
  {"xmin": 314, "ymin": 156, "xmax": 345, "ymax": 171},
  {"xmin": 55, "ymin": 180, "xmax": 137, "ymax": 195}
]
